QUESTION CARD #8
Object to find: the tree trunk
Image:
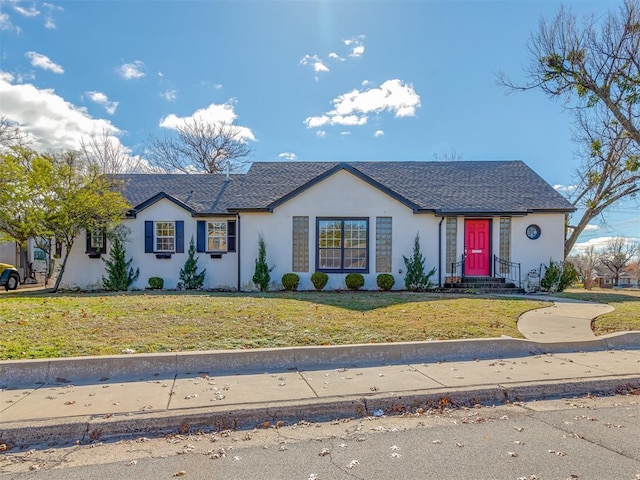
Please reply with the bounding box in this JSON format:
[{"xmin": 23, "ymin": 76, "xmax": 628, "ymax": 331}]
[{"xmin": 52, "ymin": 242, "xmax": 72, "ymax": 293}]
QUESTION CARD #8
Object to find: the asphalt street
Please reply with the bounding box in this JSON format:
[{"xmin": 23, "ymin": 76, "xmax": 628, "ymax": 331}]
[{"xmin": 2, "ymin": 393, "xmax": 639, "ymax": 479}]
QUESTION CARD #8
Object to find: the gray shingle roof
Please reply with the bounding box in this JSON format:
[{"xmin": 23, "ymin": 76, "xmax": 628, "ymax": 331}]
[{"xmin": 112, "ymin": 160, "xmax": 575, "ymax": 216}]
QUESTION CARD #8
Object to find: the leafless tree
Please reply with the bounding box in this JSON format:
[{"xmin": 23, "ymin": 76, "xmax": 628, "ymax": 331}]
[
  {"xmin": 498, "ymin": 0, "xmax": 640, "ymax": 256},
  {"xmin": 432, "ymin": 148, "xmax": 464, "ymax": 161},
  {"xmin": 0, "ymin": 115, "xmax": 29, "ymax": 150},
  {"xmin": 568, "ymin": 245, "xmax": 600, "ymax": 289},
  {"xmin": 79, "ymin": 128, "xmax": 145, "ymax": 174},
  {"xmin": 599, "ymin": 237, "xmax": 639, "ymax": 286},
  {"xmin": 146, "ymin": 119, "xmax": 253, "ymax": 174}
]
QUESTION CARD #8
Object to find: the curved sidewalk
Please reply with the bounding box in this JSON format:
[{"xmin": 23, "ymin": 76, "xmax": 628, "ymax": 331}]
[{"xmin": 518, "ymin": 295, "xmax": 615, "ymax": 342}]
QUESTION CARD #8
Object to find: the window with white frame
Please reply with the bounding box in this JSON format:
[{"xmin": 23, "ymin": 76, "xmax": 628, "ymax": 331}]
[
  {"xmin": 155, "ymin": 222, "xmax": 175, "ymax": 252},
  {"xmin": 317, "ymin": 218, "xmax": 368, "ymax": 272},
  {"xmin": 90, "ymin": 229, "xmax": 104, "ymax": 249},
  {"xmin": 207, "ymin": 221, "xmax": 227, "ymax": 251}
]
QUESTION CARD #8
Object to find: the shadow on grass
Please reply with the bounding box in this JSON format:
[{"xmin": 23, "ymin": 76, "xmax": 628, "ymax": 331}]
[
  {"xmin": 556, "ymin": 290, "xmax": 640, "ymax": 304},
  {"xmin": 1, "ymin": 288, "xmax": 504, "ymax": 312}
]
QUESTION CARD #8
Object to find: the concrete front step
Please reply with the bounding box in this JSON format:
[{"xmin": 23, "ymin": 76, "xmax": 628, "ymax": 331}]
[{"xmin": 441, "ymin": 287, "xmax": 525, "ymax": 294}]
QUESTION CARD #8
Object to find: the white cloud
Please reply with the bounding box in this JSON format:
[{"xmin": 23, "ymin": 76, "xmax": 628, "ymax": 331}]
[
  {"xmin": 584, "ymin": 224, "xmax": 599, "ymax": 231},
  {"xmin": 328, "ymin": 52, "xmax": 345, "ymax": 62},
  {"xmin": 86, "ymin": 90, "xmax": 119, "ymax": 115},
  {"xmin": 160, "ymin": 89, "xmax": 177, "ymax": 101},
  {"xmin": 0, "ymin": 76, "xmax": 121, "ymax": 152},
  {"xmin": 25, "ymin": 51, "xmax": 64, "ymax": 74},
  {"xmin": 304, "ymin": 79, "xmax": 421, "ymax": 128},
  {"xmin": 340, "ymin": 131, "xmax": 351, "ymax": 135},
  {"xmin": 374, "ymin": 130, "xmax": 384, "ymax": 137},
  {"xmin": 159, "ymin": 103, "xmax": 255, "ymax": 141},
  {"xmin": 344, "ymin": 35, "xmax": 365, "ymax": 57},
  {"xmin": 350, "ymin": 45, "xmax": 365, "ymax": 57},
  {"xmin": 44, "ymin": 17, "xmax": 55, "ymax": 28},
  {"xmin": 118, "ymin": 61, "xmax": 145, "ymax": 79},
  {"xmin": 213, "ymin": 84, "xmax": 223, "ymax": 90},
  {"xmin": 553, "ymin": 184, "xmax": 578, "ymax": 194},
  {"xmin": 316, "ymin": 130, "xmax": 326, "ymax": 138},
  {"xmin": 14, "ymin": 5, "xmax": 40, "ymax": 17},
  {"xmin": 278, "ymin": 152, "xmax": 297, "ymax": 161},
  {"xmin": 300, "ymin": 54, "xmax": 329, "ymax": 73},
  {"xmin": 361, "ymin": 80, "xmax": 371, "ymax": 86}
]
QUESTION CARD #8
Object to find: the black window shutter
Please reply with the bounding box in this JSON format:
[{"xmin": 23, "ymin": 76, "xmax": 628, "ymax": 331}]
[
  {"xmin": 227, "ymin": 220, "xmax": 236, "ymax": 252},
  {"xmin": 85, "ymin": 229, "xmax": 94, "ymax": 253},
  {"xmin": 176, "ymin": 221, "xmax": 184, "ymax": 253},
  {"xmin": 196, "ymin": 221, "xmax": 205, "ymax": 252},
  {"xmin": 145, "ymin": 221, "xmax": 154, "ymax": 253},
  {"xmin": 101, "ymin": 229, "xmax": 107, "ymax": 254}
]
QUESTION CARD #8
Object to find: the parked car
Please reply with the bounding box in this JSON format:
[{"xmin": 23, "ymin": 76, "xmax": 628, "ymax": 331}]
[{"xmin": 0, "ymin": 263, "xmax": 20, "ymax": 291}]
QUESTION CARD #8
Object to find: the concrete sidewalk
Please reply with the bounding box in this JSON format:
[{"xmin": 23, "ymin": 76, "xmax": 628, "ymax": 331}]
[
  {"xmin": 517, "ymin": 295, "xmax": 615, "ymax": 342},
  {"xmin": 2, "ymin": 296, "xmax": 640, "ymax": 449}
]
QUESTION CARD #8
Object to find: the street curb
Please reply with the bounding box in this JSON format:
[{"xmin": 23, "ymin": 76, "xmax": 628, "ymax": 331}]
[
  {"xmin": 2, "ymin": 333, "xmax": 640, "ymax": 385},
  {"xmin": 2, "ymin": 375, "xmax": 639, "ymax": 448}
]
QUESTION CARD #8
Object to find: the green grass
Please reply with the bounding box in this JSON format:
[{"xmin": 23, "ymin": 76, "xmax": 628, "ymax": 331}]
[
  {"xmin": 0, "ymin": 291, "xmax": 546, "ymax": 360},
  {"xmin": 555, "ymin": 288, "xmax": 640, "ymax": 335}
]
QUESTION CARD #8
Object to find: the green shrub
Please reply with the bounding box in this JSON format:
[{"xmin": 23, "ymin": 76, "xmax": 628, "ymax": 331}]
[
  {"xmin": 102, "ymin": 235, "xmax": 139, "ymax": 291},
  {"xmin": 148, "ymin": 277, "xmax": 164, "ymax": 289},
  {"xmin": 178, "ymin": 237, "xmax": 206, "ymax": 290},
  {"xmin": 403, "ymin": 233, "xmax": 436, "ymax": 291},
  {"xmin": 311, "ymin": 271, "xmax": 329, "ymax": 291},
  {"xmin": 345, "ymin": 273, "xmax": 365, "ymax": 290},
  {"xmin": 281, "ymin": 273, "xmax": 300, "ymax": 291},
  {"xmin": 541, "ymin": 260, "xmax": 578, "ymax": 292},
  {"xmin": 252, "ymin": 235, "xmax": 272, "ymax": 292},
  {"xmin": 376, "ymin": 273, "xmax": 395, "ymax": 291}
]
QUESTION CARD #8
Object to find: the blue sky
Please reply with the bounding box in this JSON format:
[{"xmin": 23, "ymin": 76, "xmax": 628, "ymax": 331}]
[{"xmin": 0, "ymin": 0, "xmax": 637, "ymax": 252}]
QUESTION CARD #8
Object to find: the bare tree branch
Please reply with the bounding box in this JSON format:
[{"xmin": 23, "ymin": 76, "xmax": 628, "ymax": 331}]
[
  {"xmin": 146, "ymin": 119, "xmax": 253, "ymax": 174},
  {"xmin": 499, "ymin": 1, "xmax": 640, "ymax": 257},
  {"xmin": 79, "ymin": 128, "xmax": 145, "ymax": 174},
  {"xmin": 0, "ymin": 115, "xmax": 29, "ymax": 150},
  {"xmin": 599, "ymin": 237, "xmax": 639, "ymax": 285}
]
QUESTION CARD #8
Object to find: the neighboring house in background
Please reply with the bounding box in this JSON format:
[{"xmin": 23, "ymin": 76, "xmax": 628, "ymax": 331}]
[
  {"xmin": 0, "ymin": 239, "xmax": 47, "ymax": 284},
  {"xmin": 593, "ymin": 265, "xmax": 640, "ymax": 289},
  {"xmin": 59, "ymin": 161, "xmax": 575, "ymax": 291}
]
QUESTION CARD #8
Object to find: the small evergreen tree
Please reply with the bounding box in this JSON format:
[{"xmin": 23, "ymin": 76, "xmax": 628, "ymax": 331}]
[
  {"xmin": 403, "ymin": 233, "xmax": 436, "ymax": 291},
  {"xmin": 252, "ymin": 235, "xmax": 271, "ymax": 292},
  {"xmin": 102, "ymin": 234, "xmax": 139, "ymax": 291},
  {"xmin": 179, "ymin": 237, "xmax": 206, "ymax": 289}
]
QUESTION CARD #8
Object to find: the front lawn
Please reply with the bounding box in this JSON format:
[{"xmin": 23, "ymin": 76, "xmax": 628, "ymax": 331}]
[
  {"xmin": 556, "ymin": 288, "xmax": 640, "ymax": 335},
  {"xmin": 0, "ymin": 291, "xmax": 546, "ymax": 360}
]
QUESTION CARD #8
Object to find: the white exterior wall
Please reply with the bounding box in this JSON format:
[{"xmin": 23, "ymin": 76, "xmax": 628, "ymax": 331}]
[
  {"xmin": 511, "ymin": 213, "xmax": 566, "ymax": 277},
  {"xmin": 239, "ymin": 170, "xmax": 440, "ymax": 291},
  {"xmin": 60, "ymin": 198, "xmax": 238, "ymax": 290}
]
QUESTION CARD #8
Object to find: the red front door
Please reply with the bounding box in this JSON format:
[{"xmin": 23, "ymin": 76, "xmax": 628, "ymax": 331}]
[{"xmin": 464, "ymin": 219, "xmax": 490, "ymax": 276}]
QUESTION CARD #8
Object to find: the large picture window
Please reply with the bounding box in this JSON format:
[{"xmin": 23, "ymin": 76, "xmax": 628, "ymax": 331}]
[
  {"xmin": 155, "ymin": 221, "xmax": 175, "ymax": 252},
  {"xmin": 317, "ymin": 218, "xmax": 368, "ymax": 272}
]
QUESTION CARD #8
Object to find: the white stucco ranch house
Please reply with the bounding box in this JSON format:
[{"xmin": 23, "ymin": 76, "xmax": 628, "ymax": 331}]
[{"xmin": 60, "ymin": 160, "xmax": 575, "ymax": 291}]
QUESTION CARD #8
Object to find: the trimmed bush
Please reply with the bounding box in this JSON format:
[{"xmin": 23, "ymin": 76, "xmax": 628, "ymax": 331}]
[
  {"xmin": 311, "ymin": 271, "xmax": 329, "ymax": 291},
  {"xmin": 345, "ymin": 273, "xmax": 365, "ymax": 291},
  {"xmin": 541, "ymin": 260, "xmax": 578, "ymax": 292},
  {"xmin": 403, "ymin": 233, "xmax": 436, "ymax": 291},
  {"xmin": 281, "ymin": 273, "xmax": 300, "ymax": 291},
  {"xmin": 376, "ymin": 273, "xmax": 395, "ymax": 291},
  {"xmin": 148, "ymin": 277, "xmax": 164, "ymax": 289},
  {"xmin": 179, "ymin": 237, "xmax": 206, "ymax": 290}
]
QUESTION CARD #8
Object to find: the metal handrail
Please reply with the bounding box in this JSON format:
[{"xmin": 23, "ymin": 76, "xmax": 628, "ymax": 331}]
[
  {"xmin": 493, "ymin": 255, "xmax": 521, "ymax": 288},
  {"xmin": 449, "ymin": 254, "xmax": 465, "ymax": 284}
]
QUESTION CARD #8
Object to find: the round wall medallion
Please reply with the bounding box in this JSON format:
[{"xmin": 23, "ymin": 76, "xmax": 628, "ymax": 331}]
[{"xmin": 526, "ymin": 224, "xmax": 541, "ymax": 240}]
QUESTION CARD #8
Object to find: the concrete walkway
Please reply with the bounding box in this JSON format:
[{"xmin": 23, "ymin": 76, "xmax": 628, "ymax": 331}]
[
  {"xmin": 1, "ymin": 296, "xmax": 639, "ymax": 450},
  {"xmin": 517, "ymin": 295, "xmax": 615, "ymax": 342}
]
